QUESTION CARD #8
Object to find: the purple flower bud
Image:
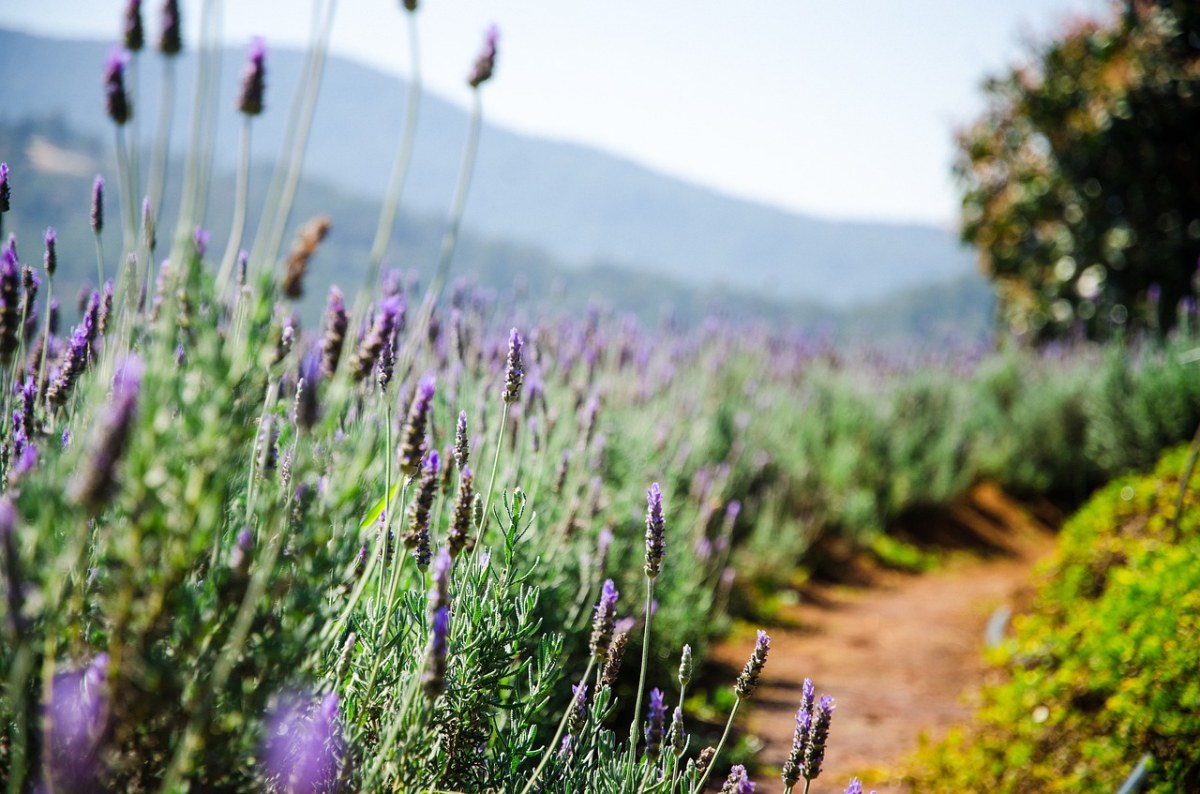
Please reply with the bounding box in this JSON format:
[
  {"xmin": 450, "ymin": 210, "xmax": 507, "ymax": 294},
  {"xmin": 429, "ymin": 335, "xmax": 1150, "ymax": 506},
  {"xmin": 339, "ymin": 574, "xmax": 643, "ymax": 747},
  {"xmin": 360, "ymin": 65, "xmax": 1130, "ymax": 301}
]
[
  {"xmin": 0, "ymin": 163, "xmax": 10, "ymax": 214},
  {"xmin": 679, "ymin": 644, "xmax": 693, "ymax": 688},
  {"xmin": 350, "ymin": 296, "xmax": 402, "ymax": 382},
  {"xmin": 502, "ymin": 327, "xmax": 523, "ymax": 404},
  {"xmin": 44, "ymin": 654, "xmax": 109, "ymax": 792},
  {"xmin": 803, "ymin": 695, "xmax": 835, "ymax": 782},
  {"xmin": 467, "ymin": 24, "xmax": 499, "ymax": 88},
  {"xmin": 735, "ymin": 630, "xmax": 770, "ymax": 699},
  {"xmin": 644, "ymin": 482, "xmax": 665, "ymax": 578},
  {"xmin": 447, "ymin": 467, "xmax": 474, "ymax": 558},
  {"xmin": 104, "ymin": 47, "xmax": 132, "ymax": 125},
  {"xmin": 844, "ymin": 778, "xmax": 875, "ymax": 794},
  {"xmin": 319, "ymin": 287, "xmax": 348, "ymax": 377},
  {"xmin": 645, "ymin": 687, "xmax": 666, "ymax": 761},
  {"xmin": 720, "ymin": 765, "xmax": 755, "ymax": 794},
  {"xmin": 90, "ymin": 175, "xmax": 104, "ymax": 234},
  {"xmin": 782, "ymin": 681, "xmax": 814, "ymax": 787},
  {"xmin": 295, "ymin": 349, "xmax": 322, "ymax": 431},
  {"xmin": 70, "ymin": 355, "xmax": 142, "ymax": 512},
  {"xmin": 43, "ymin": 227, "xmax": 56, "ymax": 277},
  {"xmin": 47, "ymin": 316, "xmax": 94, "ymax": 407},
  {"xmin": 237, "ymin": 37, "xmax": 267, "ymax": 116},
  {"xmin": 61, "ymin": 429, "xmax": 71, "ymax": 450},
  {"xmin": 193, "ymin": 226, "xmax": 210, "ymax": 258},
  {"xmin": 262, "ymin": 690, "xmax": 343, "ymax": 794},
  {"xmin": 568, "ymin": 681, "xmax": 588, "ymax": 735},
  {"xmin": 398, "ymin": 374, "xmax": 436, "ymax": 477},
  {"xmin": 124, "ymin": 0, "xmax": 145, "ymax": 51},
  {"xmin": 159, "ymin": 0, "xmax": 182, "ymax": 56},
  {"xmin": 429, "ymin": 546, "xmax": 452, "ymax": 619},
  {"xmin": 600, "ymin": 628, "xmax": 629, "ymax": 689},
  {"xmin": 589, "ymin": 579, "xmax": 618, "ymax": 661},
  {"xmin": 557, "ymin": 734, "xmax": 572, "ymax": 761},
  {"xmin": 454, "ymin": 410, "xmax": 469, "ymax": 470},
  {"xmin": 405, "ymin": 451, "xmax": 439, "ymax": 569},
  {"xmin": 667, "ymin": 705, "xmax": 686, "ymax": 756},
  {"xmin": 422, "ymin": 605, "xmax": 450, "ymax": 698}
]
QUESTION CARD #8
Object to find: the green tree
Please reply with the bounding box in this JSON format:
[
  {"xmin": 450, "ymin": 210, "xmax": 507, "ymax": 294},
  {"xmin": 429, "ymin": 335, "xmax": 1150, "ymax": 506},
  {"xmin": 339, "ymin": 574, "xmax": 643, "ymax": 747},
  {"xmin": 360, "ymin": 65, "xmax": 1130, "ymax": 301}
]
[{"xmin": 958, "ymin": 0, "xmax": 1200, "ymax": 341}]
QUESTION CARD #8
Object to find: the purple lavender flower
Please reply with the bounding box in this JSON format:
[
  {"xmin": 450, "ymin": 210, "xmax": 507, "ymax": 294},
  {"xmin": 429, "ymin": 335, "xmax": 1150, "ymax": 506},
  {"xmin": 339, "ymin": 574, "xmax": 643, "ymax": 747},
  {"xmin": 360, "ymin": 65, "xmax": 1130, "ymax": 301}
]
[
  {"xmin": 447, "ymin": 466, "xmax": 474, "ymax": 558},
  {"xmin": 568, "ymin": 681, "xmax": 589, "ymax": 735},
  {"xmin": 502, "ymin": 327, "xmax": 523, "ymax": 404},
  {"xmin": 159, "ymin": 0, "xmax": 182, "ymax": 56},
  {"xmin": 42, "ymin": 227, "xmax": 56, "ymax": 276},
  {"xmin": 194, "ymin": 226, "xmax": 210, "ymax": 258},
  {"xmin": 557, "ymin": 734, "xmax": 572, "ymax": 761},
  {"xmin": 645, "ymin": 687, "xmax": 666, "ymax": 761},
  {"xmin": 0, "ymin": 163, "xmax": 9, "ymax": 214},
  {"xmin": 422, "ymin": 605, "xmax": 450, "ymax": 698},
  {"xmin": 124, "ymin": 0, "xmax": 144, "ymax": 51},
  {"xmin": 589, "ymin": 579, "xmax": 618, "ymax": 661},
  {"xmin": 600, "ymin": 628, "xmax": 629, "ymax": 689},
  {"xmin": 237, "ymin": 37, "xmax": 267, "ymax": 116},
  {"xmin": 405, "ymin": 451, "xmax": 439, "ymax": 569},
  {"xmin": 467, "ymin": 25, "xmax": 499, "ymax": 88},
  {"xmin": 802, "ymin": 695, "xmax": 835, "ymax": 782},
  {"xmin": 454, "ymin": 410, "xmax": 469, "ymax": 469},
  {"xmin": 44, "ymin": 654, "xmax": 109, "ymax": 792},
  {"xmin": 398, "ymin": 374, "xmax": 436, "ymax": 477},
  {"xmin": 295, "ymin": 349, "xmax": 322, "ymax": 431},
  {"xmin": 428, "ymin": 546, "xmax": 452, "ymax": 619},
  {"xmin": 844, "ymin": 778, "xmax": 876, "ymax": 794},
  {"xmin": 90, "ymin": 175, "xmax": 104, "ymax": 234},
  {"xmin": 319, "ymin": 287, "xmax": 348, "ymax": 377},
  {"xmin": 375, "ymin": 335, "xmax": 395, "ymax": 394},
  {"xmin": 644, "ymin": 482, "xmax": 665, "ymax": 579},
  {"xmin": 47, "ymin": 319, "xmax": 93, "ymax": 407},
  {"xmin": 104, "ymin": 48, "xmax": 132, "ymax": 125},
  {"xmin": 735, "ymin": 630, "xmax": 770, "ymax": 699},
  {"xmin": 781, "ymin": 680, "xmax": 814, "ymax": 788},
  {"xmin": 61, "ymin": 429, "xmax": 71, "ymax": 450},
  {"xmin": 720, "ymin": 764, "xmax": 755, "ymax": 794},
  {"xmin": 262, "ymin": 691, "xmax": 343, "ymax": 794},
  {"xmin": 70, "ymin": 355, "xmax": 142, "ymax": 512},
  {"xmin": 350, "ymin": 296, "xmax": 402, "ymax": 382}
]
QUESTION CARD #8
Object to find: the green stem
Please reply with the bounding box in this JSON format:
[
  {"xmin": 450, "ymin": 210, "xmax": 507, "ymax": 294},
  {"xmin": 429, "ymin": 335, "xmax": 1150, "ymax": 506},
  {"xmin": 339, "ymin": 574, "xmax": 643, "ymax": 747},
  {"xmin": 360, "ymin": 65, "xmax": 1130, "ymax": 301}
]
[
  {"xmin": 629, "ymin": 576, "xmax": 657, "ymax": 760},
  {"xmin": 518, "ymin": 658, "xmax": 596, "ymax": 794},
  {"xmin": 216, "ymin": 117, "xmax": 252, "ymax": 295},
  {"xmin": 474, "ymin": 401, "xmax": 510, "ymax": 555},
  {"xmin": 92, "ymin": 233, "xmax": 106, "ymax": 289},
  {"xmin": 689, "ymin": 696, "xmax": 741, "ymax": 794},
  {"xmin": 114, "ymin": 127, "xmax": 137, "ymax": 258},
  {"xmin": 146, "ymin": 57, "xmax": 175, "ymax": 231},
  {"xmin": 363, "ymin": 10, "xmax": 422, "ymax": 298}
]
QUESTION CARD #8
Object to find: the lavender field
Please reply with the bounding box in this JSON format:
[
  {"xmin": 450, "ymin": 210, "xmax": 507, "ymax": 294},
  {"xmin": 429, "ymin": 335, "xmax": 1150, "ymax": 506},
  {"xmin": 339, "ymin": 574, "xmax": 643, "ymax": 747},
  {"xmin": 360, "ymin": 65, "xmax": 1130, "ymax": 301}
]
[{"xmin": 2, "ymin": 2, "xmax": 1200, "ymax": 792}]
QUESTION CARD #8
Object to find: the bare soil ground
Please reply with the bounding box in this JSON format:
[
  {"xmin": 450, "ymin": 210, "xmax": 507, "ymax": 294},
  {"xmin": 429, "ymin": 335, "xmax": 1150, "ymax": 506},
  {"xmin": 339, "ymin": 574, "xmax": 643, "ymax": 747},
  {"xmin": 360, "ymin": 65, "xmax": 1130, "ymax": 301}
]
[{"xmin": 711, "ymin": 483, "xmax": 1061, "ymax": 793}]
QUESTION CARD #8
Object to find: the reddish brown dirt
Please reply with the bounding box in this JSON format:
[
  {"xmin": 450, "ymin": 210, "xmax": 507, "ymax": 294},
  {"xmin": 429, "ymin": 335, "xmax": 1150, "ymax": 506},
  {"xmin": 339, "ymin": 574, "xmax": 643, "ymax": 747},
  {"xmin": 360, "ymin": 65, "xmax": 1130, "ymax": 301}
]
[{"xmin": 711, "ymin": 483, "xmax": 1060, "ymax": 793}]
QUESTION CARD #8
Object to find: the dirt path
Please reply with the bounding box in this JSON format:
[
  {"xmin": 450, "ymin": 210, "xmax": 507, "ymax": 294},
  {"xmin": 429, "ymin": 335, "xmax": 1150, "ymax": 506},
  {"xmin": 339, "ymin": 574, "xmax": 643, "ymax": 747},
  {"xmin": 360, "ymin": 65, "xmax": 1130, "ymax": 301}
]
[{"xmin": 712, "ymin": 483, "xmax": 1060, "ymax": 793}]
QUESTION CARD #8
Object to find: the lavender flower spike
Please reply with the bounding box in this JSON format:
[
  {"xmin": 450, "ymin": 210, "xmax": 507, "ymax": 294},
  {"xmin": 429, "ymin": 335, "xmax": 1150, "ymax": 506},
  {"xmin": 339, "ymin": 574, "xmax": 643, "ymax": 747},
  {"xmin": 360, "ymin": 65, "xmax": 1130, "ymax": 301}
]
[
  {"xmin": 467, "ymin": 25, "xmax": 499, "ymax": 88},
  {"xmin": 159, "ymin": 0, "xmax": 182, "ymax": 56},
  {"xmin": 124, "ymin": 0, "xmax": 145, "ymax": 52},
  {"xmin": 567, "ymin": 682, "xmax": 588, "ymax": 735},
  {"xmin": 90, "ymin": 175, "xmax": 104, "ymax": 234},
  {"xmin": 589, "ymin": 579, "xmax": 618, "ymax": 661},
  {"xmin": 70, "ymin": 355, "xmax": 142, "ymax": 512},
  {"xmin": 644, "ymin": 482, "xmax": 665, "ymax": 578},
  {"xmin": 781, "ymin": 681, "xmax": 814, "ymax": 788},
  {"xmin": 237, "ymin": 37, "xmax": 267, "ymax": 116},
  {"xmin": 454, "ymin": 410, "xmax": 469, "ymax": 469},
  {"xmin": 422, "ymin": 605, "xmax": 450, "ymax": 698},
  {"xmin": 844, "ymin": 778, "xmax": 877, "ymax": 794},
  {"xmin": 319, "ymin": 286, "xmax": 348, "ymax": 377},
  {"xmin": 645, "ymin": 687, "xmax": 666, "ymax": 761},
  {"xmin": 720, "ymin": 764, "xmax": 756, "ymax": 794},
  {"xmin": 803, "ymin": 695, "xmax": 836, "ymax": 783},
  {"xmin": 735, "ymin": 629, "xmax": 770, "ymax": 699},
  {"xmin": 398, "ymin": 374, "xmax": 436, "ymax": 477},
  {"xmin": 262, "ymin": 691, "xmax": 343, "ymax": 794},
  {"xmin": 0, "ymin": 163, "xmax": 10, "ymax": 214},
  {"xmin": 447, "ymin": 466, "xmax": 475, "ymax": 558},
  {"xmin": 104, "ymin": 48, "xmax": 132, "ymax": 126},
  {"xmin": 44, "ymin": 654, "xmax": 109, "ymax": 792},
  {"xmin": 43, "ymin": 227, "xmax": 56, "ymax": 276},
  {"xmin": 502, "ymin": 327, "xmax": 524, "ymax": 404}
]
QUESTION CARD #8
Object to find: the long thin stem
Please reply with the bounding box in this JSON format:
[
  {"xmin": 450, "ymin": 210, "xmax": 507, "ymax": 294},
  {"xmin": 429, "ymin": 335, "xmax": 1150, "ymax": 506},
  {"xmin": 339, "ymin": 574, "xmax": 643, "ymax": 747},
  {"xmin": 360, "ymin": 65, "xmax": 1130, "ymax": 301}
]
[
  {"xmin": 92, "ymin": 233, "xmax": 106, "ymax": 289},
  {"xmin": 216, "ymin": 117, "xmax": 252, "ymax": 295},
  {"xmin": 363, "ymin": 10, "xmax": 422, "ymax": 298},
  {"xmin": 114, "ymin": 128, "xmax": 138, "ymax": 258},
  {"xmin": 689, "ymin": 696, "xmax": 741, "ymax": 794},
  {"xmin": 628, "ymin": 576, "xmax": 656, "ymax": 760},
  {"xmin": 518, "ymin": 658, "xmax": 596, "ymax": 794},
  {"xmin": 146, "ymin": 58, "xmax": 175, "ymax": 230},
  {"xmin": 474, "ymin": 401, "xmax": 509, "ymax": 555}
]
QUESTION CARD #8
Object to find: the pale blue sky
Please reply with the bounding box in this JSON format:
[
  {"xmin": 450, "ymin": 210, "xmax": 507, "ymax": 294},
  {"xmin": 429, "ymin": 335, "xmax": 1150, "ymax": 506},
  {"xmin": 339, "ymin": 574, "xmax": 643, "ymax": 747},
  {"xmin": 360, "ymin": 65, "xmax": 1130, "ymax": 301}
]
[{"xmin": 1, "ymin": 0, "xmax": 1111, "ymax": 225}]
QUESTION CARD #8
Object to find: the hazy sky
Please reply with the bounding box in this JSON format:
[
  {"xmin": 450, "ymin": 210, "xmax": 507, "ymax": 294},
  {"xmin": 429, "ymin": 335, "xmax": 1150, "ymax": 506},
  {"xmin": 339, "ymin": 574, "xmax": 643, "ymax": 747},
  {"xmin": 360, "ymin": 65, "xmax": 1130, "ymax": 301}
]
[{"xmin": 2, "ymin": 0, "xmax": 1111, "ymax": 226}]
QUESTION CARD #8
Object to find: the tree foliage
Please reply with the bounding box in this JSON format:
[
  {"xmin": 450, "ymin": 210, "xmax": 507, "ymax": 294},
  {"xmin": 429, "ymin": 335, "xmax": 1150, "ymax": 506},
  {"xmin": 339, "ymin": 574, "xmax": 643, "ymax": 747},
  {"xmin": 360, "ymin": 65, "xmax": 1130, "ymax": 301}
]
[{"xmin": 958, "ymin": 0, "xmax": 1200, "ymax": 341}]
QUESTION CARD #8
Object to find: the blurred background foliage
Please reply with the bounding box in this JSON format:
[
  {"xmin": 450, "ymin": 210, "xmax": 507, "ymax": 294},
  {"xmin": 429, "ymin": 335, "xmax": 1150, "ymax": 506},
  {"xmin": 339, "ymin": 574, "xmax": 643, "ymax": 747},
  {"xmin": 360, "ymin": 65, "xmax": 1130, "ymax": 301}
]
[{"xmin": 957, "ymin": 0, "xmax": 1200, "ymax": 342}]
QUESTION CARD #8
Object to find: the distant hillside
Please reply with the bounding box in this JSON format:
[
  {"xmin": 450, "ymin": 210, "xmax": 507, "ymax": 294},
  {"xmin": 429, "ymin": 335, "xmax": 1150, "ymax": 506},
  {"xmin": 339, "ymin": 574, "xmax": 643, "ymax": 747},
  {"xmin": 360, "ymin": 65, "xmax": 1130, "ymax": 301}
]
[{"xmin": 0, "ymin": 27, "xmax": 976, "ymax": 306}]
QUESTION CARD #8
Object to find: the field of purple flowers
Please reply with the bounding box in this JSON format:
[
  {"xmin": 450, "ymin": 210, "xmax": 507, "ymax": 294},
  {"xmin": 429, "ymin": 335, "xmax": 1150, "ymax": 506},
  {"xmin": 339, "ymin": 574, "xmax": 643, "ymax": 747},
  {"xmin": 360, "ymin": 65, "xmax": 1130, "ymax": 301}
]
[{"xmin": 2, "ymin": 2, "xmax": 1200, "ymax": 792}]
